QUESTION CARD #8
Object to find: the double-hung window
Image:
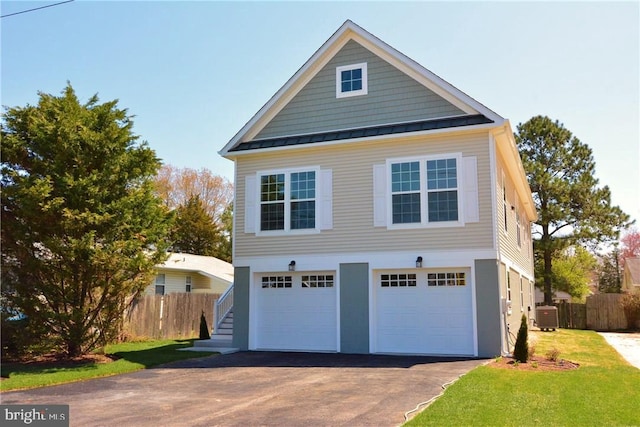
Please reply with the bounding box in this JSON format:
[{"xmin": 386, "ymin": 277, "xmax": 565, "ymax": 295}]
[
  {"xmin": 260, "ymin": 169, "xmax": 317, "ymax": 232},
  {"xmin": 388, "ymin": 155, "xmax": 461, "ymax": 226}
]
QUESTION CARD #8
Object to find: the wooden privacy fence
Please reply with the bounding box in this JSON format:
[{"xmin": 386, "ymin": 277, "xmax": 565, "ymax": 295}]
[
  {"xmin": 556, "ymin": 301, "xmax": 587, "ymax": 329},
  {"xmin": 552, "ymin": 293, "xmax": 627, "ymax": 331},
  {"xmin": 123, "ymin": 293, "xmax": 219, "ymax": 340},
  {"xmin": 585, "ymin": 293, "xmax": 627, "ymax": 331}
]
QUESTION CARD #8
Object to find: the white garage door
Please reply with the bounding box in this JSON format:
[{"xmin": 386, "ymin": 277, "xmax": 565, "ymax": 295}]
[
  {"xmin": 255, "ymin": 273, "xmax": 337, "ymax": 351},
  {"xmin": 375, "ymin": 269, "xmax": 474, "ymax": 356}
]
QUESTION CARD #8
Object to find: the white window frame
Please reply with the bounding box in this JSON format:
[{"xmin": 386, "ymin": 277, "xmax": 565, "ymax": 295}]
[
  {"xmin": 520, "ymin": 276, "xmax": 524, "ymax": 311},
  {"xmin": 336, "ymin": 63, "xmax": 368, "ymax": 98},
  {"xmin": 186, "ymin": 275, "xmax": 192, "ymax": 293},
  {"xmin": 385, "ymin": 153, "xmax": 464, "ymax": 229},
  {"xmin": 502, "ymin": 171, "xmax": 508, "ymax": 234},
  {"xmin": 516, "ymin": 203, "xmax": 522, "ymax": 248},
  {"xmin": 256, "ymin": 166, "xmax": 321, "ymax": 236}
]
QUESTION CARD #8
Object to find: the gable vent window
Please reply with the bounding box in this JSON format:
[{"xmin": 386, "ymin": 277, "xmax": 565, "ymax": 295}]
[{"xmin": 336, "ymin": 63, "xmax": 368, "ymax": 98}]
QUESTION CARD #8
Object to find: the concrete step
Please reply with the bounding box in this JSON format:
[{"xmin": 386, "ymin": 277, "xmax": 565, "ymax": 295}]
[{"xmin": 182, "ymin": 336, "xmax": 239, "ymax": 354}]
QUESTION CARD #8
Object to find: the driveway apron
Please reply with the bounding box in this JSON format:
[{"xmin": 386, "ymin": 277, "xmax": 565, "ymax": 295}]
[{"xmin": 1, "ymin": 352, "xmax": 486, "ymax": 426}]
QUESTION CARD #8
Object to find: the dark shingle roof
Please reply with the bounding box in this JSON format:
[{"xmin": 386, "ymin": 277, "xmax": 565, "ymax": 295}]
[{"xmin": 230, "ymin": 114, "xmax": 493, "ymax": 152}]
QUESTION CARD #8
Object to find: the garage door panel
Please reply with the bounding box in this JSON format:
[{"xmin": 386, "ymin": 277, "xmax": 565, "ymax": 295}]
[
  {"xmin": 375, "ymin": 269, "xmax": 474, "ymax": 356},
  {"xmin": 255, "ymin": 273, "xmax": 337, "ymax": 351}
]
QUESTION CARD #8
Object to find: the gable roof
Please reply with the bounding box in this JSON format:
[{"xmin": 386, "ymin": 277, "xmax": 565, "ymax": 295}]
[
  {"xmin": 219, "ymin": 20, "xmax": 505, "ymax": 157},
  {"xmin": 157, "ymin": 253, "xmax": 233, "ymax": 284}
]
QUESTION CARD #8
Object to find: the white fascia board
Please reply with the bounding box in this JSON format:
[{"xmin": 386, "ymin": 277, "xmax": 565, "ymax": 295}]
[
  {"xmin": 219, "ymin": 20, "xmax": 505, "ymax": 157},
  {"xmin": 222, "ymin": 121, "xmax": 500, "ymax": 160},
  {"xmin": 220, "ymin": 21, "xmax": 356, "ymax": 157}
]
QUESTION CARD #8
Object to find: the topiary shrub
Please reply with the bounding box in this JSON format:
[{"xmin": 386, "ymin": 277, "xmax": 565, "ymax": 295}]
[
  {"xmin": 199, "ymin": 310, "xmax": 211, "ymax": 340},
  {"xmin": 513, "ymin": 314, "xmax": 529, "ymax": 363}
]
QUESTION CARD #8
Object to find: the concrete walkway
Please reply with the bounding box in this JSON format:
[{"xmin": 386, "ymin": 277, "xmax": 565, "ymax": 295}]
[
  {"xmin": 599, "ymin": 332, "xmax": 640, "ymax": 369},
  {"xmin": 1, "ymin": 352, "xmax": 486, "ymax": 426}
]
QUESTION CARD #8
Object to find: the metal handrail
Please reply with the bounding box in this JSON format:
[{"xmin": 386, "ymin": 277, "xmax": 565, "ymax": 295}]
[{"xmin": 215, "ymin": 284, "xmax": 234, "ymax": 332}]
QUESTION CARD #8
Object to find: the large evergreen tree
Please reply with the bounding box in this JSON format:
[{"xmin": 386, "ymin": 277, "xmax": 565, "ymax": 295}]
[
  {"xmin": 169, "ymin": 195, "xmax": 221, "ymax": 257},
  {"xmin": 1, "ymin": 85, "xmax": 172, "ymax": 357},
  {"xmin": 515, "ymin": 116, "xmax": 630, "ymax": 305}
]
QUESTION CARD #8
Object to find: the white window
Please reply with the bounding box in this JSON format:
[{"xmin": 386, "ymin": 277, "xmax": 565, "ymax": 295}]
[
  {"xmin": 155, "ymin": 274, "xmax": 165, "ymax": 295},
  {"xmin": 186, "ymin": 276, "xmax": 192, "ymax": 293},
  {"xmin": 520, "ymin": 277, "xmax": 524, "ymax": 310},
  {"xmin": 260, "ymin": 169, "xmax": 316, "ymax": 232},
  {"xmin": 336, "ymin": 63, "xmax": 368, "ymax": 98},
  {"xmin": 387, "ymin": 154, "xmax": 462, "ymax": 227},
  {"xmin": 502, "ymin": 172, "xmax": 508, "ymax": 233},
  {"xmin": 506, "ymin": 269, "xmax": 512, "ymax": 302},
  {"xmin": 245, "ymin": 167, "xmax": 332, "ymax": 235},
  {"xmin": 516, "ymin": 205, "xmax": 522, "ymax": 248}
]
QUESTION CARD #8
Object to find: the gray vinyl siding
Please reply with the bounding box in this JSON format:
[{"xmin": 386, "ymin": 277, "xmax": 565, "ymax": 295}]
[
  {"xmin": 235, "ymin": 131, "xmax": 493, "ymax": 257},
  {"xmin": 339, "ymin": 263, "xmax": 370, "ymax": 354},
  {"xmin": 232, "ymin": 266, "xmax": 250, "ymax": 351},
  {"xmin": 255, "ymin": 40, "xmax": 465, "ymax": 140},
  {"xmin": 474, "ymin": 259, "xmax": 502, "ymax": 357},
  {"xmin": 496, "ymin": 152, "xmax": 534, "ymax": 277}
]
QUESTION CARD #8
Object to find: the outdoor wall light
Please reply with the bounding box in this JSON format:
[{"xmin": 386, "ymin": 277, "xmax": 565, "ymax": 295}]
[
  {"xmin": 288, "ymin": 260, "xmax": 296, "ymax": 271},
  {"xmin": 416, "ymin": 256, "xmax": 423, "ymax": 268}
]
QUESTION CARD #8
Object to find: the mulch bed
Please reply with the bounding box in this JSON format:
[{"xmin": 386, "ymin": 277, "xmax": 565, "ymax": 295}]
[
  {"xmin": 489, "ymin": 355, "xmax": 579, "ymax": 371},
  {"xmin": 2, "ymin": 353, "xmax": 118, "ymax": 375}
]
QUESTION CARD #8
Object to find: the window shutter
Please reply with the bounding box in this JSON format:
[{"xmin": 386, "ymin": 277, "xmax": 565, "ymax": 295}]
[
  {"xmin": 245, "ymin": 175, "xmax": 257, "ymax": 233},
  {"xmin": 319, "ymin": 169, "xmax": 333, "ymax": 230},
  {"xmin": 462, "ymin": 156, "xmax": 479, "ymax": 223},
  {"xmin": 373, "ymin": 164, "xmax": 387, "ymax": 227}
]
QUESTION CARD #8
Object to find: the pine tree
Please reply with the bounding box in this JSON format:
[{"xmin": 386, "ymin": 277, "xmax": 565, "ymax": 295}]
[{"xmin": 515, "ymin": 116, "xmax": 630, "ymax": 305}]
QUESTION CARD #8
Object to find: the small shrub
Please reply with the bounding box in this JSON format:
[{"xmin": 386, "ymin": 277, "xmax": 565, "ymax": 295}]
[
  {"xmin": 531, "ymin": 361, "xmax": 539, "ymax": 368},
  {"xmin": 528, "ymin": 344, "xmax": 536, "ymax": 359},
  {"xmin": 199, "ymin": 310, "xmax": 210, "ymax": 340},
  {"xmin": 513, "ymin": 314, "xmax": 529, "ymax": 363},
  {"xmin": 620, "ymin": 293, "xmax": 640, "ymax": 330},
  {"xmin": 546, "ymin": 347, "xmax": 561, "ymax": 362}
]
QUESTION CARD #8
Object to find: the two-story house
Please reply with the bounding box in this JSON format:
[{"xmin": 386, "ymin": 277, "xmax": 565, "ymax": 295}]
[{"xmin": 219, "ymin": 20, "xmax": 537, "ymax": 358}]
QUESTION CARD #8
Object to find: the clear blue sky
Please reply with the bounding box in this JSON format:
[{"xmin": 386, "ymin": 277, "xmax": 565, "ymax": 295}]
[{"xmin": 2, "ymin": 1, "xmax": 639, "ymax": 224}]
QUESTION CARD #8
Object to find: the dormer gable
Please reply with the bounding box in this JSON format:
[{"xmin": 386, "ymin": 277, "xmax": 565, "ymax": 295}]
[{"xmin": 220, "ymin": 20, "xmax": 504, "ymax": 157}]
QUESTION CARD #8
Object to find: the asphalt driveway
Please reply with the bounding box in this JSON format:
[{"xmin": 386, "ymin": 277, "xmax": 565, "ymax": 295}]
[{"xmin": 1, "ymin": 351, "xmax": 486, "ymax": 426}]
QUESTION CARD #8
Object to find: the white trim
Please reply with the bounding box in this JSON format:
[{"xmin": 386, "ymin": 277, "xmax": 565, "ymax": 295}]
[
  {"xmin": 336, "ymin": 62, "xmax": 368, "ymax": 98},
  {"xmin": 489, "ymin": 134, "xmax": 498, "ymax": 252}
]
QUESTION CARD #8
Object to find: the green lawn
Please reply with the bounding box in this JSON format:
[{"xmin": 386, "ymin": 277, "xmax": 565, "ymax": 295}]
[
  {"xmin": 405, "ymin": 329, "xmax": 640, "ymax": 427},
  {"xmin": 1, "ymin": 339, "xmax": 215, "ymax": 392}
]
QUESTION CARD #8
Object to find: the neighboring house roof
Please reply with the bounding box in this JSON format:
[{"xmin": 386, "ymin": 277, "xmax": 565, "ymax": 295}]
[
  {"xmin": 218, "ymin": 19, "xmax": 537, "ymax": 222},
  {"xmin": 623, "ymin": 257, "xmax": 640, "ymax": 291},
  {"xmin": 157, "ymin": 253, "xmax": 234, "ymax": 284}
]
